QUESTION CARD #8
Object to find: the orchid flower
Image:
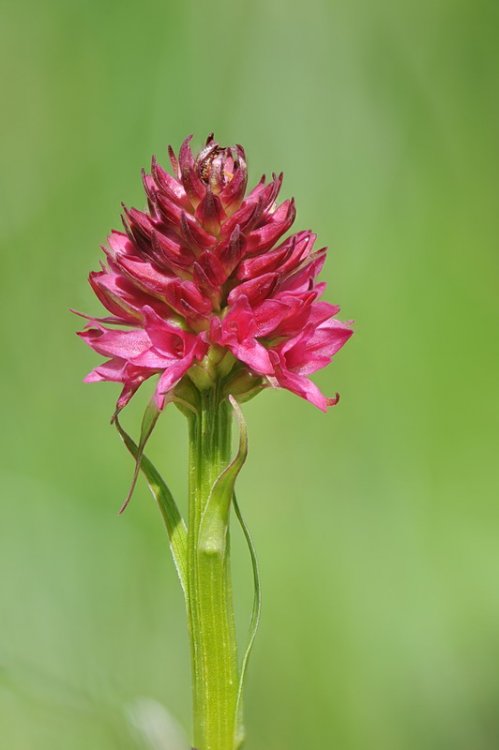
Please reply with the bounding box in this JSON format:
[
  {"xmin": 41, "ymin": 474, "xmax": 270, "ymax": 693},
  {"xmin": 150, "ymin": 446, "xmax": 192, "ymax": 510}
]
[{"xmin": 77, "ymin": 134, "xmax": 352, "ymax": 750}]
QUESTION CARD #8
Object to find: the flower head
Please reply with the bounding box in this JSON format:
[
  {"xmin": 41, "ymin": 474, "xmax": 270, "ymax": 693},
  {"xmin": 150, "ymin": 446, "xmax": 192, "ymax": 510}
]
[{"xmin": 77, "ymin": 134, "xmax": 352, "ymax": 412}]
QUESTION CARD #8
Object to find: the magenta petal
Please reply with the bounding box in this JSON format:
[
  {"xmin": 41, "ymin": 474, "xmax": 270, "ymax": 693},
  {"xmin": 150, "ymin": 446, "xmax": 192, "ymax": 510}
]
[
  {"xmin": 89, "ymin": 271, "xmax": 141, "ymax": 322},
  {"xmin": 306, "ymin": 301, "xmax": 342, "ymax": 327},
  {"xmin": 275, "ymin": 316, "xmax": 353, "ymax": 377},
  {"xmin": 107, "ymin": 230, "xmax": 134, "ymax": 257},
  {"xmin": 213, "ymin": 297, "xmax": 273, "ymax": 375},
  {"xmin": 115, "ymin": 255, "xmax": 175, "ymax": 296},
  {"xmin": 236, "ymin": 231, "xmax": 314, "ymax": 280},
  {"xmin": 196, "ymin": 251, "xmax": 226, "ymax": 287},
  {"xmin": 89, "ymin": 269, "xmax": 172, "ymax": 322},
  {"xmin": 142, "ymin": 306, "xmax": 208, "ymax": 359},
  {"xmin": 221, "ymin": 199, "xmax": 264, "ymax": 240},
  {"xmin": 129, "ymin": 349, "xmax": 172, "ymax": 368},
  {"xmin": 155, "ymin": 192, "xmax": 184, "ymax": 227},
  {"xmin": 83, "ymin": 357, "xmax": 126, "ymax": 383},
  {"xmin": 180, "ymin": 211, "xmax": 216, "ymax": 251},
  {"xmin": 231, "ymin": 339, "xmax": 273, "ymax": 375},
  {"xmin": 168, "ymin": 144, "xmax": 180, "ymax": 177},
  {"xmin": 219, "ymin": 161, "xmax": 247, "ymax": 212},
  {"xmin": 246, "ymin": 173, "xmax": 283, "ymax": 210},
  {"xmin": 78, "ymin": 326, "xmax": 151, "ymax": 359},
  {"xmin": 289, "ymin": 321, "xmax": 353, "ymax": 375},
  {"xmin": 195, "ymin": 188, "xmax": 225, "ymax": 235},
  {"xmin": 179, "ymin": 135, "xmax": 206, "ymax": 204},
  {"xmin": 245, "ymin": 199, "xmax": 296, "ymax": 255},
  {"xmin": 228, "ymin": 272, "xmax": 279, "ymax": 306},
  {"xmin": 123, "ymin": 207, "xmax": 155, "ymax": 248},
  {"xmin": 217, "ymin": 225, "xmax": 246, "ymax": 273},
  {"xmin": 154, "ymin": 356, "xmax": 193, "ymax": 404},
  {"xmin": 151, "ymin": 155, "xmax": 189, "ymax": 205},
  {"xmin": 269, "ymin": 351, "xmax": 335, "ymax": 412},
  {"xmin": 84, "ymin": 357, "xmax": 153, "ymax": 412},
  {"xmin": 253, "ymin": 292, "xmax": 315, "ymax": 338},
  {"xmin": 279, "ymin": 250, "xmax": 327, "ymax": 293},
  {"xmin": 151, "ymin": 230, "xmax": 194, "ymax": 270}
]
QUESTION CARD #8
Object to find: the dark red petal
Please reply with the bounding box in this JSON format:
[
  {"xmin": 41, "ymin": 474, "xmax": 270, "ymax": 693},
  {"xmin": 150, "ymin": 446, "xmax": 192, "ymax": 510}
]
[
  {"xmin": 113, "ymin": 255, "xmax": 175, "ymax": 299},
  {"xmin": 122, "ymin": 206, "xmax": 155, "ymax": 249},
  {"xmin": 180, "ymin": 211, "xmax": 216, "ymax": 252},
  {"xmin": 238, "ymin": 231, "xmax": 316, "ymax": 280},
  {"xmin": 221, "ymin": 197, "xmax": 264, "ymax": 239},
  {"xmin": 141, "ymin": 170, "xmax": 159, "ymax": 219},
  {"xmin": 89, "ymin": 271, "xmax": 156, "ymax": 323},
  {"xmin": 244, "ymin": 224, "xmax": 287, "ymax": 256},
  {"xmin": 169, "ymin": 279, "xmax": 212, "ymax": 318},
  {"xmin": 195, "ymin": 188, "xmax": 226, "ymax": 235},
  {"xmin": 151, "ymin": 156, "xmax": 190, "ymax": 207},
  {"xmin": 195, "ymin": 250, "xmax": 226, "ymax": 287},
  {"xmin": 151, "ymin": 230, "xmax": 194, "ymax": 270},
  {"xmin": 228, "ymin": 272, "xmax": 279, "ymax": 306},
  {"xmin": 219, "ymin": 146, "xmax": 248, "ymax": 204},
  {"xmin": 252, "ymin": 292, "xmax": 314, "ymax": 338},
  {"xmin": 193, "ymin": 261, "xmax": 218, "ymax": 295},
  {"xmin": 217, "ymin": 225, "xmax": 246, "ymax": 274},
  {"xmin": 179, "ymin": 135, "xmax": 206, "ymax": 204},
  {"xmin": 246, "ymin": 173, "xmax": 283, "ymax": 211},
  {"xmin": 154, "ymin": 191, "xmax": 183, "ymax": 226},
  {"xmin": 268, "ymin": 350, "xmax": 334, "ymax": 412},
  {"xmin": 168, "ymin": 144, "xmax": 180, "ymax": 178},
  {"xmin": 279, "ymin": 249, "xmax": 327, "ymax": 293}
]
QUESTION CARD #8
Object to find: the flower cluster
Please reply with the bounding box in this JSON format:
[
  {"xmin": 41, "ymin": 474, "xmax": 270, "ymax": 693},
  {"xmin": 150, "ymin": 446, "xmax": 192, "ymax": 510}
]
[{"xmin": 78, "ymin": 134, "xmax": 352, "ymax": 412}]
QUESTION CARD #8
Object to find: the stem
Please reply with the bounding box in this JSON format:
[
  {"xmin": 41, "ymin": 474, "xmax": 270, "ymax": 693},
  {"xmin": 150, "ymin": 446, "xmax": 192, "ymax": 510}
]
[{"xmin": 187, "ymin": 386, "xmax": 239, "ymax": 750}]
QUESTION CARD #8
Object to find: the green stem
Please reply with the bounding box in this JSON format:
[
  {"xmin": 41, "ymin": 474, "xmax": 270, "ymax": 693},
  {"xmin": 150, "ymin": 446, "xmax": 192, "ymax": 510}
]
[{"xmin": 187, "ymin": 386, "xmax": 239, "ymax": 750}]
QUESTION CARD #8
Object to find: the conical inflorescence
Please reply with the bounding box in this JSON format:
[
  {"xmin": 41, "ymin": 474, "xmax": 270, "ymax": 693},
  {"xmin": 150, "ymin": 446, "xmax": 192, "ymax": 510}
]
[{"xmin": 78, "ymin": 134, "xmax": 352, "ymax": 412}]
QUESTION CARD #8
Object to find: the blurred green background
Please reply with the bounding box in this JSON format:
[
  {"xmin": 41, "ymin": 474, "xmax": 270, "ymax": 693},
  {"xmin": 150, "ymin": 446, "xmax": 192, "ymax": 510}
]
[{"xmin": 1, "ymin": 0, "xmax": 499, "ymax": 748}]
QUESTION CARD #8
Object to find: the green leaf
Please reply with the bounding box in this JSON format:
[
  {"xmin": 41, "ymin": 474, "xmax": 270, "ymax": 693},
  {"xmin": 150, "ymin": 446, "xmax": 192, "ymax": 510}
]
[
  {"xmin": 114, "ymin": 414, "xmax": 188, "ymax": 596},
  {"xmin": 233, "ymin": 491, "xmax": 262, "ymax": 749},
  {"xmin": 197, "ymin": 396, "xmax": 248, "ymax": 556},
  {"xmin": 118, "ymin": 397, "xmax": 161, "ymax": 514}
]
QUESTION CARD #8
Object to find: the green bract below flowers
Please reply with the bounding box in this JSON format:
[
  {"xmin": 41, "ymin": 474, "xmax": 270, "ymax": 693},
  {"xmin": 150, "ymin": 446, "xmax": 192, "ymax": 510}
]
[{"xmin": 76, "ymin": 134, "xmax": 353, "ymax": 750}]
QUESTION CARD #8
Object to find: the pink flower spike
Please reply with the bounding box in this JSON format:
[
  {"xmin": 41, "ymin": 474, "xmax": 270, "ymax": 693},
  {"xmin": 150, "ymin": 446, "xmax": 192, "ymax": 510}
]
[{"xmin": 77, "ymin": 133, "xmax": 352, "ymax": 413}]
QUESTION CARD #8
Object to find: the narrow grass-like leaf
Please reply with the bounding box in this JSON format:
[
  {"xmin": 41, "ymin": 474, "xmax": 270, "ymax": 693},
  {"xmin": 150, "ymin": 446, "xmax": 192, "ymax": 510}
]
[
  {"xmin": 233, "ymin": 491, "xmax": 261, "ymax": 749},
  {"xmin": 118, "ymin": 397, "xmax": 161, "ymax": 514},
  {"xmin": 114, "ymin": 415, "xmax": 188, "ymax": 596}
]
